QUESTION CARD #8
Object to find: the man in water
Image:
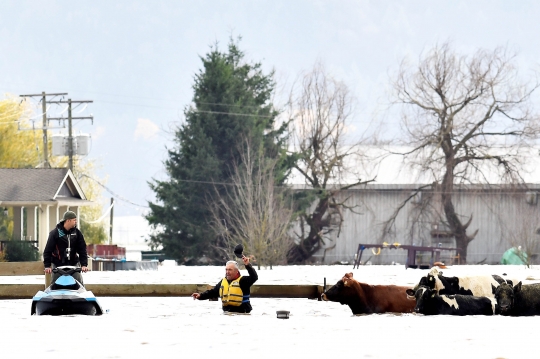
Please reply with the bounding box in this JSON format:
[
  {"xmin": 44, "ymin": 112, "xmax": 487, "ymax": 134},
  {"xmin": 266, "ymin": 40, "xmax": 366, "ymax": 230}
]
[
  {"xmin": 192, "ymin": 255, "xmax": 258, "ymax": 313},
  {"xmin": 43, "ymin": 210, "xmax": 89, "ymax": 285}
]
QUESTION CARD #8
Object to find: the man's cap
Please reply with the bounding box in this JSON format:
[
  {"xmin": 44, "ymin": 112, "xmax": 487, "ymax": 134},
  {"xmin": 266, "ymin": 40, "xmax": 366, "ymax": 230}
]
[
  {"xmin": 234, "ymin": 243, "xmax": 244, "ymax": 258},
  {"xmin": 63, "ymin": 211, "xmax": 77, "ymax": 220}
]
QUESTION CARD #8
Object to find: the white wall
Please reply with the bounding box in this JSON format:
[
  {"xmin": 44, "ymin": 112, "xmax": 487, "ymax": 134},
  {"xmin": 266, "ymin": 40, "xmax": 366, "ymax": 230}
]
[{"xmin": 112, "ymin": 216, "xmax": 152, "ymax": 260}]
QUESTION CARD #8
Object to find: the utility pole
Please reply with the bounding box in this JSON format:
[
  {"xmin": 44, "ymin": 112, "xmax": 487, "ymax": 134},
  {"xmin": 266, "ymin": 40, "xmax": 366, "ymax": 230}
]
[
  {"xmin": 109, "ymin": 198, "xmax": 114, "ymax": 245},
  {"xmin": 19, "ymin": 92, "xmax": 68, "ymax": 168},
  {"xmin": 48, "ymin": 99, "xmax": 93, "ymax": 171}
]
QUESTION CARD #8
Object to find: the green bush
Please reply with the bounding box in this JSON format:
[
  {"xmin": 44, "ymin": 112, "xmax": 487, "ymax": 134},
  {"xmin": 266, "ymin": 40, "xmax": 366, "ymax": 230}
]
[{"xmin": 4, "ymin": 240, "xmax": 39, "ymax": 262}]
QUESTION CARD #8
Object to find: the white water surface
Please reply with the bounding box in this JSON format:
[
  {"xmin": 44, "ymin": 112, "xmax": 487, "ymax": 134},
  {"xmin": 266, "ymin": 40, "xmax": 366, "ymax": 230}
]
[{"xmin": 3, "ymin": 263, "xmax": 540, "ymax": 358}]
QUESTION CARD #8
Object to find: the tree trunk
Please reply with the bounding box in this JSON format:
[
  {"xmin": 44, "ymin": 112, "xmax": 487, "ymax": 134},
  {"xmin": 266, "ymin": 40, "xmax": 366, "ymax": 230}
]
[
  {"xmin": 287, "ymin": 196, "xmax": 330, "ymax": 263},
  {"xmin": 441, "ymin": 159, "xmax": 472, "ymax": 263}
]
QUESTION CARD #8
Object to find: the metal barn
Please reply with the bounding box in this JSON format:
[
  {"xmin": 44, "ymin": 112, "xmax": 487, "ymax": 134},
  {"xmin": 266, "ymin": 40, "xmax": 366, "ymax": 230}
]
[{"xmin": 309, "ymin": 184, "xmax": 540, "ymax": 265}]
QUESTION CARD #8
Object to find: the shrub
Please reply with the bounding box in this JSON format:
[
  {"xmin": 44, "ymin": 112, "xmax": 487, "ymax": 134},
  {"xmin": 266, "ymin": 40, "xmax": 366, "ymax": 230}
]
[{"xmin": 4, "ymin": 240, "xmax": 39, "ymax": 262}]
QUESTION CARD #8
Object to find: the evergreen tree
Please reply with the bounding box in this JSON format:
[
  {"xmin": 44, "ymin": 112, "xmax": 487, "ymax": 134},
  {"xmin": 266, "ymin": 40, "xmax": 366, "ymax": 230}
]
[{"xmin": 147, "ymin": 38, "xmax": 290, "ymax": 264}]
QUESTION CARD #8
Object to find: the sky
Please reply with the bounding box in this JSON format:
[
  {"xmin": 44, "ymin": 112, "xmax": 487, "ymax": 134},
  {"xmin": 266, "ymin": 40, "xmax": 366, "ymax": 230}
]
[
  {"xmin": 3, "ymin": 264, "xmax": 540, "ymax": 358},
  {"xmin": 2, "ymin": 1, "xmax": 540, "ymax": 218}
]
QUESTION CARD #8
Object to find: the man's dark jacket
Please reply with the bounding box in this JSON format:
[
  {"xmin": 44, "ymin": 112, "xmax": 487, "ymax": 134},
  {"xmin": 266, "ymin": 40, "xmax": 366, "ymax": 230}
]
[
  {"xmin": 43, "ymin": 221, "xmax": 88, "ymax": 268},
  {"xmin": 199, "ymin": 264, "xmax": 258, "ymax": 313}
]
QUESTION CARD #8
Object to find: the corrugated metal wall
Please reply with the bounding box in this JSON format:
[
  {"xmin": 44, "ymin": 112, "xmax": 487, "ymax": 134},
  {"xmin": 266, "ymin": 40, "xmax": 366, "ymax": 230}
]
[{"xmin": 308, "ymin": 184, "xmax": 540, "ymax": 265}]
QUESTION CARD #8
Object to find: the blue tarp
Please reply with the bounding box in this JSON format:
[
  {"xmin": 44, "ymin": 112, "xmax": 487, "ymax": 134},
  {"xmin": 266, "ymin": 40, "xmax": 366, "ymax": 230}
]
[{"xmin": 501, "ymin": 247, "xmax": 527, "ymax": 265}]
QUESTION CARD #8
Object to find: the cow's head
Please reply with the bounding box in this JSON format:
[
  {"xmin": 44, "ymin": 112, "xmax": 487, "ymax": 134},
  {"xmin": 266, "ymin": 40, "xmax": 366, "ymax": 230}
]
[
  {"xmin": 321, "ymin": 272, "xmax": 356, "ymax": 304},
  {"xmin": 408, "ymin": 285, "xmax": 433, "ymax": 314},
  {"xmin": 493, "ymin": 281, "xmax": 522, "ymax": 314},
  {"xmin": 429, "ymin": 267, "xmax": 442, "ymax": 277},
  {"xmin": 409, "ymin": 272, "xmax": 438, "ymax": 299}
]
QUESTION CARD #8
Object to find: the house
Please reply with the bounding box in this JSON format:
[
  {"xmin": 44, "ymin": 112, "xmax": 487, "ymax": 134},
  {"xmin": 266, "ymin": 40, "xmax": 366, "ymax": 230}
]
[{"xmin": 0, "ymin": 168, "xmax": 93, "ymax": 254}]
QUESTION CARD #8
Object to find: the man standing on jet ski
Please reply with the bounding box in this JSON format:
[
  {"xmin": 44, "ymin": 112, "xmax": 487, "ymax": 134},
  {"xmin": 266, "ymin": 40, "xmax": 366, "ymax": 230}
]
[
  {"xmin": 191, "ymin": 255, "xmax": 258, "ymax": 313},
  {"xmin": 43, "ymin": 211, "xmax": 89, "ymax": 285}
]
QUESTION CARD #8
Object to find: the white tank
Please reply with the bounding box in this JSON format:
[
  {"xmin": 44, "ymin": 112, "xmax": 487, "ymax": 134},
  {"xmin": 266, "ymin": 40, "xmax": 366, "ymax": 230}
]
[
  {"xmin": 75, "ymin": 134, "xmax": 91, "ymax": 156},
  {"xmin": 51, "ymin": 134, "xmax": 68, "ymax": 156}
]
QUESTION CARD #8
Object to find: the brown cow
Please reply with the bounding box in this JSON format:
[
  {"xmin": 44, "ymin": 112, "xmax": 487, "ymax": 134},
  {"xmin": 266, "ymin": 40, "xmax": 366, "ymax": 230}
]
[{"xmin": 321, "ymin": 272, "xmax": 415, "ymax": 315}]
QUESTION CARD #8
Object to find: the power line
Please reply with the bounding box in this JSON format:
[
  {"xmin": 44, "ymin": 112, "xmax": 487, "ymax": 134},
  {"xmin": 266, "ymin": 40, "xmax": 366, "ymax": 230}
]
[
  {"xmin": 142, "ymin": 175, "xmax": 540, "ymax": 195},
  {"xmin": 97, "ymin": 99, "xmax": 178, "ymax": 109},
  {"xmin": 96, "ymin": 99, "xmax": 278, "ymax": 118},
  {"xmin": 192, "ymin": 109, "xmax": 275, "ymax": 118},
  {"xmin": 0, "ymin": 120, "xmax": 20, "ymax": 125},
  {"xmin": 0, "ymin": 106, "xmax": 28, "ymax": 122},
  {"xmin": 55, "ymin": 89, "xmax": 280, "ymax": 111},
  {"xmin": 79, "ymin": 202, "xmax": 114, "ymax": 224},
  {"xmin": 44, "ymin": 94, "xmax": 374, "ymax": 124},
  {"xmin": 74, "ymin": 172, "xmax": 540, "ymax": 214},
  {"xmin": 79, "ymin": 174, "xmax": 149, "ymax": 208},
  {"xmin": 195, "ymin": 101, "xmax": 279, "ymax": 111}
]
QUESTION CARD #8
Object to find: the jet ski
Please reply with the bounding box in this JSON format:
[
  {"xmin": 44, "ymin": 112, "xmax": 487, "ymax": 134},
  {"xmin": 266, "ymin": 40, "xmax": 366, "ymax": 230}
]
[{"xmin": 31, "ymin": 266, "xmax": 104, "ymax": 316}]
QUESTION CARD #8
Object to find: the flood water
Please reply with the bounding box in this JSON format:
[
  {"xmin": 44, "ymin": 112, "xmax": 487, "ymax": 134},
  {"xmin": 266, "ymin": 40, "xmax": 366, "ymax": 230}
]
[{"xmin": 3, "ymin": 263, "xmax": 540, "ymax": 358}]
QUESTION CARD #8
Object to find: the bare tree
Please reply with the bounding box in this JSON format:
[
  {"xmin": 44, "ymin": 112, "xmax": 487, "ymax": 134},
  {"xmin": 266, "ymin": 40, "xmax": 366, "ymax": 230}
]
[
  {"xmin": 287, "ymin": 63, "xmax": 375, "ymax": 263},
  {"xmin": 390, "ymin": 42, "xmax": 540, "ymax": 262},
  {"xmin": 210, "ymin": 142, "xmax": 294, "ymax": 269}
]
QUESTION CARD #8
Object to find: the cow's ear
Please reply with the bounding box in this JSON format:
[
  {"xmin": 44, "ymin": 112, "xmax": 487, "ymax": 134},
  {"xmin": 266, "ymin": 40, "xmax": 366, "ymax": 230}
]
[
  {"xmin": 491, "ymin": 284, "xmax": 497, "ymax": 294},
  {"xmin": 406, "ymin": 289, "xmax": 415, "ymax": 297},
  {"xmin": 514, "ymin": 281, "xmax": 522, "ymax": 293},
  {"xmin": 347, "ymin": 272, "xmax": 353, "ymax": 278}
]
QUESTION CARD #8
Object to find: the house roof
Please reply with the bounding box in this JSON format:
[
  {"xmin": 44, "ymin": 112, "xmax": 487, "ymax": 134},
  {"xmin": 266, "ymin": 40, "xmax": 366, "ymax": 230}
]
[{"xmin": 0, "ymin": 168, "xmax": 92, "ymax": 206}]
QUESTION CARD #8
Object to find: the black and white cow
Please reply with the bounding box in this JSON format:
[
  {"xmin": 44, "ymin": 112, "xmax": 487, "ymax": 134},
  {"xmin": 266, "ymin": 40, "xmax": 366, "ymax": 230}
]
[
  {"xmin": 411, "ymin": 267, "xmax": 514, "ymax": 298},
  {"xmin": 492, "ymin": 281, "xmax": 540, "ymax": 316},
  {"xmin": 406, "ymin": 286, "xmax": 496, "ymax": 316}
]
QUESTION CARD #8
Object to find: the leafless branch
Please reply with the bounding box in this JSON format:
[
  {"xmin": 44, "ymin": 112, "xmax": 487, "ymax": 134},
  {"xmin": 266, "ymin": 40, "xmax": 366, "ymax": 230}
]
[
  {"xmin": 388, "ymin": 41, "xmax": 540, "ymax": 262},
  {"xmin": 286, "ymin": 62, "xmax": 377, "ymax": 263},
  {"xmin": 209, "ymin": 139, "xmax": 294, "ymax": 268}
]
